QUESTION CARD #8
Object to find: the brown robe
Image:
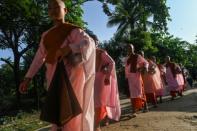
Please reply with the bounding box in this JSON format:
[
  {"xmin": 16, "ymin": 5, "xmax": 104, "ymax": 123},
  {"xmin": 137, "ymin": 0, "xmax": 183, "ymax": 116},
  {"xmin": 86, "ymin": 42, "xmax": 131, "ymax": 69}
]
[
  {"xmin": 127, "ymin": 54, "xmax": 139, "ymax": 73},
  {"xmin": 40, "ymin": 23, "xmax": 82, "ymax": 126}
]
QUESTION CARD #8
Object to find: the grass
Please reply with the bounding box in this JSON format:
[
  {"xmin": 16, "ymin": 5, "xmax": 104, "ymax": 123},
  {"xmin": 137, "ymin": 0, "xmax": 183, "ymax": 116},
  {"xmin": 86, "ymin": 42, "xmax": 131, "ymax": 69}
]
[{"xmin": 0, "ymin": 110, "xmax": 49, "ymax": 131}]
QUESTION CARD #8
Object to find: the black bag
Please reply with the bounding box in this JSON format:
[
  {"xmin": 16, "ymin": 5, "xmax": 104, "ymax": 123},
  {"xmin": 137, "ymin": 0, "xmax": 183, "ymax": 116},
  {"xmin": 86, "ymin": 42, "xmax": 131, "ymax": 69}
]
[{"xmin": 40, "ymin": 61, "xmax": 82, "ymax": 126}]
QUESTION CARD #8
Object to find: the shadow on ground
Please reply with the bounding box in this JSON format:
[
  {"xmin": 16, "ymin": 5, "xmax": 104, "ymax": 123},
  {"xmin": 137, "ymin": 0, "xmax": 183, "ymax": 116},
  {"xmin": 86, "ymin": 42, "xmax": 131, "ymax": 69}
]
[{"xmin": 36, "ymin": 88, "xmax": 197, "ymax": 130}]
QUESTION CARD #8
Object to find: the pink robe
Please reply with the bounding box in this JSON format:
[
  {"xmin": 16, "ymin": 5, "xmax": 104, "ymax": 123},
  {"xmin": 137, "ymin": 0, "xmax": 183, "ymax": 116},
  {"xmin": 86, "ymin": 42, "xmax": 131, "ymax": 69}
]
[
  {"xmin": 176, "ymin": 73, "xmax": 185, "ymax": 88},
  {"xmin": 165, "ymin": 67, "xmax": 184, "ymax": 92},
  {"xmin": 153, "ymin": 65, "xmax": 164, "ymax": 96},
  {"xmin": 142, "ymin": 60, "xmax": 157, "ymax": 94},
  {"xmin": 125, "ymin": 55, "xmax": 148, "ymax": 99},
  {"xmin": 25, "ymin": 27, "xmax": 96, "ymax": 131},
  {"xmin": 94, "ymin": 51, "xmax": 121, "ymax": 121}
]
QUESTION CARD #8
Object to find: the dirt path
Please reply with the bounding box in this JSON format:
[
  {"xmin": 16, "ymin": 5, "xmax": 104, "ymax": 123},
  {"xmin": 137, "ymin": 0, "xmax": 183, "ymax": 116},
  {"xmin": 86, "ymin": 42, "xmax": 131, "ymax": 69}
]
[
  {"xmin": 36, "ymin": 88, "xmax": 197, "ymax": 131},
  {"xmin": 102, "ymin": 88, "xmax": 197, "ymax": 131}
]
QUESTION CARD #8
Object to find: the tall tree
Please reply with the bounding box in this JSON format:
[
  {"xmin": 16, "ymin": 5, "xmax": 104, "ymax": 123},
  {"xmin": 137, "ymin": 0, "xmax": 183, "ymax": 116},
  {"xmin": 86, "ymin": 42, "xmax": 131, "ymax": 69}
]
[
  {"xmin": 0, "ymin": 0, "xmax": 47, "ymax": 102},
  {"xmin": 107, "ymin": 0, "xmax": 170, "ymax": 38},
  {"xmin": 0, "ymin": 0, "xmax": 85, "ymax": 103},
  {"xmin": 1, "ymin": 0, "xmax": 118, "ymax": 103}
]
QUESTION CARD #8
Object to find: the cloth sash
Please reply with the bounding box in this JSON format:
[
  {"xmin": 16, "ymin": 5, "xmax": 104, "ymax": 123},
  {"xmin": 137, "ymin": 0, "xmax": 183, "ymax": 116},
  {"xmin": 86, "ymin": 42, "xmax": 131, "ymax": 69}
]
[
  {"xmin": 40, "ymin": 23, "xmax": 82, "ymax": 126},
  {"xmin": 96, "ymin": 49, "xmax": 105, "ymax": 72},
  {"xmin": 127, "ymin": 54, "xmax": 138, "ymax": 73},
  {"xmin": 40, "ymin": 61, "xmax": 82, "ymax": 126},
  {"xmin": 43, "ymin": 23, "xmax": 79, "ymax": 64}
]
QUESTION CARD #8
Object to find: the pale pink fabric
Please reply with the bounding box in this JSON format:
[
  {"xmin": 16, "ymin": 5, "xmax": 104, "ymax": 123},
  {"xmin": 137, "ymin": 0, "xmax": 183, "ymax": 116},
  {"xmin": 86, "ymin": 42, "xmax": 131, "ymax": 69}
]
[
  {"xmin": 125, "ymin": 55, "xmax": 148, "ymax": 98},
  {"xmin": 176, "ymin": 73, "xmax": 185, "ymax": 91},
  {"xmin": 153, "ymin": 66, "xmax": 164, "ymax": 96},
  {"xmin": 94, "ymin": 51, "xmax": 121, "ymax": 121},
  {"xmin": 177, "ymin": 74, "xmax": 185, "ymax": 86},
  {"xmin": 142, "ymin": 74, "xmax": 156, "ymax": 94},
  {"xmin": 142, "ymin": 60, "xmax": 158, "ymax": 94},
  {"xmin": 165, "ymin": 67, "xmax": 183, "ymax": 92},
  {"xmin": 25, "ymin": 28, "xmax": 96, "ymax": 131},
  {"xmin": 142, "ymin": 60, "xmax": 155, "ymax": 94},
  {"xmin": 94, "ymin": 51, "xmax": 113, "ymax": 107}
]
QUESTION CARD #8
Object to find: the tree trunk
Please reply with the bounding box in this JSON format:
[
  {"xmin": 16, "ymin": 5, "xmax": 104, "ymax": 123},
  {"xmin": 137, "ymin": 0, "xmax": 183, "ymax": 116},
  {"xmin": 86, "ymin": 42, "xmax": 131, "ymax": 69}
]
[
  {"xmin": 130, "ymin": 22, "xmax": 135, "ymax": 39},
  {"xmin": 33, "ymin": 77, "xmax": 40, "ymax": 110},
  {"xmin": 14, "ymin": 55, "xmax": 21, "ymax": 105}
]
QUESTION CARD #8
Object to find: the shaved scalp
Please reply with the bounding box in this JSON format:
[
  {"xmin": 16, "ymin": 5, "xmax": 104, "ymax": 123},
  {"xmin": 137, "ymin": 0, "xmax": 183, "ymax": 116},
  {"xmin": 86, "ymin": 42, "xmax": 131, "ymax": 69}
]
[
  {"xmin": 139, "ymin": 51, "xmax": 144, "ymax": 57},
  {"xmin": 165, "ymin": 56, "xmax": 171, "ymax": 63},
  {"xmin": 128, "ymin": 44, "xmax": 134, "ymax": 51},
  {"xmin": 48, "ymin": 0, "xmax": 65, "ymax": 8},
  {"xmin": 127, "ymin": 44, "xmax": 135, "ymax": 54},
  {"xmin": 150, "ymin": 56, "xmax": 156, "ymax": 62},
  {"xmin": 130, "ymin": 44, "xmax": 134, "ymax": 50},
  {"xmin": 166, "ymin": 56, "xmax": 170, "ymax": 60}
]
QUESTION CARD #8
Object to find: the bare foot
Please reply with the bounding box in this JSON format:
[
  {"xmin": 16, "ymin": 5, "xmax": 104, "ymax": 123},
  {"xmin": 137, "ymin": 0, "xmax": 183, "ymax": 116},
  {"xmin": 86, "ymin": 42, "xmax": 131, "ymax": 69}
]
[
  {"xmin": 105, "ymin": 122, "xmax": 109, "ymax": 126},
  {"xmin": 132, "ymin": 113, "xmax": 137, "ymax": 118},
  {"xmin": 104, "ymin": 117, "xmax": 109, "ymax": 126},
  {"xmin": 95, "ymin": 127, "xmax": 101, "ymax": 131}
]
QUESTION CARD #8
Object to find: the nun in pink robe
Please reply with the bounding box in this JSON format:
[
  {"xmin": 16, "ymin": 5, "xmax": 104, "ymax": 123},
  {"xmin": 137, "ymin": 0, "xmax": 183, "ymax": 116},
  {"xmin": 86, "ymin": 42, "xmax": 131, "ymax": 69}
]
[
  {"xmin": 149, "ymin": 56, "xmax": 165, "ymax": 103},
  {"xmin": 153, "ymin": 65, "xmax": 165, "ymax": 104},
  {"xmin": 125, "ymin": 54, "xmax": 148, "ymax": 113},
  {"xmin": 142, "ymin": 60, "xmax": 158, "ymax": 106},
  {"xmin": 25, "ymin": 27, "xmax": 96, "ymax": 131},
  {"xmin": 154, "ymin": 65, "xmax": 165, "ymax": 96},
  {"xmin": 94, "ymin": 49, "xmax": 121, "ymax": 126},
  {"xmin": 165, "ymin": 61, "xmax": 184, "ymax": 99}
]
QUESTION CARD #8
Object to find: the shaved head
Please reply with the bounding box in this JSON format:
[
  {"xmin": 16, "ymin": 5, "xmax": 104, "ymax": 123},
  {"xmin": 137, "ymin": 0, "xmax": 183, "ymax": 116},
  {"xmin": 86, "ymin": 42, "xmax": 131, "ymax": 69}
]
[
  {"xmin": 150, "ymin": 56, "xmax": 156, "ymax": 63},
  {"xmin": 139, "ymin": 51, "xmax": 144, "ymax": 57},
  {"xmin": 48, "ymin": 0, "xmax": 65, "ymax": 8},
  {"xmin": 129, "ymin": 44, "xmax": 134, "ymax": 50},
  {"xmin": 128, "ymin": 44, "xmax": 135, "ymax": 54},
  {"xmin": 165, "ymin": 56, "xmax": 171, "ymax": 63}
]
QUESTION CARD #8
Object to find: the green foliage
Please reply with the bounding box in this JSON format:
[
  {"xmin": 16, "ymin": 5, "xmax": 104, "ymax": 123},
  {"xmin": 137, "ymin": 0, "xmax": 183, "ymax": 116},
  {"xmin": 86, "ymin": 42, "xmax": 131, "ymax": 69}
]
[
  {"xmin": 0, "ymin": 0, "xmax": 85, "ymax": 103},
  {"xmin": 105, "ymin": 0, "xmax": 170, "ymax": 59},
  {"xmin": 107, "ymin": 0, "xmax": 170, "ymax": 39},
  {"xmin": 0, "ymin": 111, "xmax": 48, "ymax": 131},
  {"xmin": 151, "ymin": 33, "xmax": 197, "ymax": 75},
  {"xmin": 0, "ymin": 64, "xmax": 15, "ymax": 96},
  {"xmin": 0, "ymin": 0, "xmax": 50, "ymax": 102},
  {"xmin": 130, "ymin": 31, "xmax": 157, "ymax": 54},
  {"xmin": 102, "ymin": 33, "xmax": 197, "ymax": 92},
  {"xmin": 64, "ymin": 0, "xmax": 85, "ymax": 27}
]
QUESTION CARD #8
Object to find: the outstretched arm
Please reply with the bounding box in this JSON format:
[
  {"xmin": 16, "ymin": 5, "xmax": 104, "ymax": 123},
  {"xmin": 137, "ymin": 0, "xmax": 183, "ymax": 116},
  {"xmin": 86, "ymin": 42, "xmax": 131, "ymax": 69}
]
[{"xmin": 19, "ymin": 34, "xmax": 46, "ymax": 94}]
